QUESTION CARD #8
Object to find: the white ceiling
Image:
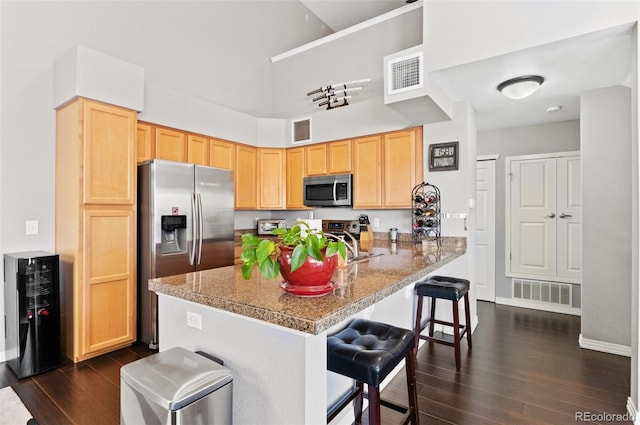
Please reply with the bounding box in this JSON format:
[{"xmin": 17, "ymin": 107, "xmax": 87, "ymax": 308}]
[
  {"xmin": 297, "ymin": 2, "xmax": 633, "ymax": 131},
  {"xmin": 431, "ymin": 22, "xmax": 634, "ymax": 131},
  {"xmin": 300, "ymin": 0, "xmax": 407, "ymax": 32}
]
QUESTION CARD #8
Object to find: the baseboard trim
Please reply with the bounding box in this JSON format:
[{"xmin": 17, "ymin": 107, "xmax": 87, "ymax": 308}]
[
  {"xmin": 579, "ymin": 334, "xmax": 631, "ymax": 357},
  {"xmin": 495, "ymin": 296, "xmax": 581, "ymax": 316}
]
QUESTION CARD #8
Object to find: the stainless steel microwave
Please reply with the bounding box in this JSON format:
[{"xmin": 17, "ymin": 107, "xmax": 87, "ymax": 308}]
[{"xmin": 303, "ymin": 174, "xmax": 352, "ymax": 207}]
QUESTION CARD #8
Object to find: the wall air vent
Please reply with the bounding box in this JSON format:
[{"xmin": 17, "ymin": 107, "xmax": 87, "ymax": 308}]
[
  {"xmin": 387, "ymin": 52, "xmax": 423, "ymax": 95},
  {"xmin": 292, "ymin": 118, "xmax": 311, "ymax": 143},
  {"xmin": 513, "ymin": 278, "xmax": 572, "ymax": 306}
]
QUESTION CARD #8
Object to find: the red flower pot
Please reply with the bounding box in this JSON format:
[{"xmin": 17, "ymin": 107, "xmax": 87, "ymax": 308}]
[{"xmin": 277, "ymin": 245, "xmax": 338, "ymax": 287}]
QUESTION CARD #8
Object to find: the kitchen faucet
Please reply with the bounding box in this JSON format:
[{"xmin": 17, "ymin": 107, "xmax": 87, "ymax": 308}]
[{"xmin": 327, "ymin": 231, "xmax": 359, "ymax": 259}]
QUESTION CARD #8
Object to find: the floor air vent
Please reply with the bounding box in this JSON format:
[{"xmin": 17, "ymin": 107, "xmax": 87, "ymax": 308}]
[
  {"xmin": 513, "ymin": 278, "xmax": 571, "ymax": 306},
  {"xmin": 387, "ymin": 52, "xmax": 423, "ymax": 95},
  {"xmin": 292, "ymin": 118, "xmax": 311, "ymax": 143}
]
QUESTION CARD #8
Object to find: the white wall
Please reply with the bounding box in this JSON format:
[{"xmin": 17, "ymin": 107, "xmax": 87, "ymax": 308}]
[
  {"xmin": 421, "ymin": 101, "xmax": 478, "ymax": 325},
  {"xmin": 581, "ymin": 86, "xmax": 632, "ymax": 349},
  {"xmin": 477, "ymin": 121, "xmax": 581, "ymax": 299},
  {"xmin": 0, "ymin": 2, "xmax": 282, "ymax": 359},
  {"xmin": 270, "ymin": 7, "xmax": 422, "ymax": 119},
  {"xmin": 424, "ymin": 102, "xmax": 477, "ymax": 237}
]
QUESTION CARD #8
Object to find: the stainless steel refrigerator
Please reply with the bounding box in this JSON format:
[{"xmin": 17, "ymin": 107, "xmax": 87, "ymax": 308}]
[{"xmin": 138, "ymin": 159, "xmax": 234, "ymax": 348}]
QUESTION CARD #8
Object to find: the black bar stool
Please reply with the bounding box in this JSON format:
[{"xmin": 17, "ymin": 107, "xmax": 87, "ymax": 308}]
[
  {"xmin": 327, "ymin": 318, "xmax": 419, "ymax": 425},
  {"xmin": 414, "ymin": 275, "xmax": 472, "ymax": 369}
]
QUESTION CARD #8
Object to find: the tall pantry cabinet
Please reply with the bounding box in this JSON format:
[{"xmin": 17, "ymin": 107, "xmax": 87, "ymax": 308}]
[{"xmin": 56, "ymin": 98, "xmax": 137, "ymax": 363}]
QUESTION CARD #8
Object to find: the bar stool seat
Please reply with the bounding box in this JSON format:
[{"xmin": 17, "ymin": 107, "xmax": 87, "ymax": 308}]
[
  {"xmin": 414, "ymin": 275, "xmax": 472, "ymax": 369},
  {"xmin": 327, "ymin": 318, "xmax": 419, "ymax": 425}
]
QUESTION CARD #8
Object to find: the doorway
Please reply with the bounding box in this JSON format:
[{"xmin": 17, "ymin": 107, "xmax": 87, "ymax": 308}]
[{"xmin": 476, "ymin": 157, "xmax": 496, "ymax": 302}]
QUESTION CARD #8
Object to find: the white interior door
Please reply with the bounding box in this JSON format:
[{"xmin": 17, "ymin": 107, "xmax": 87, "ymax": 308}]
[
  {"xmin": 476, "ymin": 159, "xmax": 496, "ymax": 302},
  {"xmin": 556, "ymin": 156, "xmax": 582, "ymax": 280},
  {"xmin": 509, "ymin": 158, "xmax": 557, "ymax": 277}
]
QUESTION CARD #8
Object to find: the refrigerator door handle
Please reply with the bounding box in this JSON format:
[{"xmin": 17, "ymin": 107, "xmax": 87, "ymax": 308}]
[
  {"xmin": 190, "ymin": 193, "xmax": 197, "ymax": 265},
  {"xmin": 196, "ymin": 193, "xmax": 204, "ymax": 265}
]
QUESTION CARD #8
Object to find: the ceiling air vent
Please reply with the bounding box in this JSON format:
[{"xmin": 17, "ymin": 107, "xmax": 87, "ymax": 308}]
[
  {"xmin": 292, "ymin": 118, "xmax": 311, "ymax": 143},
  {"xmin": 387, "ymin": 52, "xmax": 423, "ymax": 95}
]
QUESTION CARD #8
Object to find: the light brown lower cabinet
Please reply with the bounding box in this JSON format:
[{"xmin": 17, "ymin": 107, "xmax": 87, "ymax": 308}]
[{"xmin": 80, "ymin": 207, "xmax": 136, "ymax": 356}]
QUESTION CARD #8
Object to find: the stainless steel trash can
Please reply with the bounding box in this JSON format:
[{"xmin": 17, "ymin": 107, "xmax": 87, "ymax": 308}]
[{"xmin": 120, "ymin": 347, "xmax": 232, "ymax": 425}]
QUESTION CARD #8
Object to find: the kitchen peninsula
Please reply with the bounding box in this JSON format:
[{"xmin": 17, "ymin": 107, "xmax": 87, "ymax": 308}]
[{"xmin": 150, "ymin": 239, "xmax": 466, "ymax": 424}]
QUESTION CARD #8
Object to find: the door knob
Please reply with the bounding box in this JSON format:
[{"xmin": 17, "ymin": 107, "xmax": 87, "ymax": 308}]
[
  {"xmin": 559, "ymin": 213, "xmax": 572, "ymax": 218},
  {"xmin": 545, "ymin": 213, "xmax": 556, "ymax": 218}
]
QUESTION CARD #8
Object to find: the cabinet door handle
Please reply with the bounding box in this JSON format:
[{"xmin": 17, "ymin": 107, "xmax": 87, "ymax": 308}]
[
  {"xmin": 545, "ymin": 213, "xmax": 556, "ymax": 218},
  {"xmin": 559, "ymin": 213, "xmax": 572, "ymax": 218}
]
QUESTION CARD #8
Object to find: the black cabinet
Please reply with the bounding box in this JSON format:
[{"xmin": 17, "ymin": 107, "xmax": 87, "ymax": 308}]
[{"xmin": 4, "ymin": 251, "xmax": 60, "ymax": 378}]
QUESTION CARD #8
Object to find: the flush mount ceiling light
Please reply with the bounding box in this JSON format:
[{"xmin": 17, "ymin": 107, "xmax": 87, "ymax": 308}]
[{"xmin": 497, "ymin": 75, "xmax": 544, "ymax": 100}]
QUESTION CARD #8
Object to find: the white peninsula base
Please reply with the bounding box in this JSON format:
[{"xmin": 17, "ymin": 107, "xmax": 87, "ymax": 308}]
[{"xmin": 158, "ymin": 282, "xmax": 419, "ymax": 425}]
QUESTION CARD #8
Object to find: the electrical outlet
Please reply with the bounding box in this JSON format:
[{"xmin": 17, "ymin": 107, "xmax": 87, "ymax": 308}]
[
  {"xmin": 186, "ymin": 311, "xmax": 202, "ymax": 330},
  {"xmin": 25, "ymin": 220, "xmax": 38, "ymax": 235},
  {"xmin": 373, "ymin": 218, "xmax": 380, "ymax": 228}
]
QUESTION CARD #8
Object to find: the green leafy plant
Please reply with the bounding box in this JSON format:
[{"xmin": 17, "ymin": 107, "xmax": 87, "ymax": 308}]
[{"xmin": 240, "ymin": 221, "xmax": 347, "ymax": 280}]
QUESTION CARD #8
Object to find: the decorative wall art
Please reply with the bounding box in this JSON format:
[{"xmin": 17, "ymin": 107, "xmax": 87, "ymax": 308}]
[{"xmin": 429, "ymin": 141, "xmax": 459, "ymax": 171}]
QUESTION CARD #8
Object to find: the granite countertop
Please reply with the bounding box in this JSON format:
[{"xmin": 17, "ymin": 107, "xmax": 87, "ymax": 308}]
[{"xmin": 149, "ymin": 238, "xmax": 466, "ymax": 335}]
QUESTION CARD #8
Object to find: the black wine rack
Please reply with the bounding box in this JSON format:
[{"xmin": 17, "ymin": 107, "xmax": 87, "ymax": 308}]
[{"xmin": 411, "ymin": 182, "xmax": 441, "ymax": 246}]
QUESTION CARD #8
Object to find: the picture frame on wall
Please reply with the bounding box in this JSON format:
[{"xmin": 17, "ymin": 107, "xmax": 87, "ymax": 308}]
[{"xmin": 429, "ymin": 141, "xmax": 459, "ymax": 171}]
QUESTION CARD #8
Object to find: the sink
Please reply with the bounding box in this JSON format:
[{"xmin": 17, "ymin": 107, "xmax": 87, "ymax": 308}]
[{"xmin": 347, "ymin": 253, "xmax": 384, "ymax": 264}]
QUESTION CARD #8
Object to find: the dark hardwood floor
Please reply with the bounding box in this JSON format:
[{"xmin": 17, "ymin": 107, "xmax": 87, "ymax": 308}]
[{"xmin": 1, "ymin": 301, "xmax": 632, "ymax": 424}]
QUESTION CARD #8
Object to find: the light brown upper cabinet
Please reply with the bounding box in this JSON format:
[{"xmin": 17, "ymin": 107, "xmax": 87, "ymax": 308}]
[
  {"xmin": 327, "ymin": 140, "xmax": 352, "ymax": 174},
  {"xmin": 305, "ymin": 140, "xmax": 352, "ymax": 177},
  {"xmin": 137, "ymin": 122, "xmax": 155, "ymax": 164},
  {"xmin": 258, "ymin": 148, "xmax": 286, "ymax": 209},
  {"xmin": 352, "ymin": 127, "xmax": 423, "ymax": 209},
  {"xmin": 305, "ymin": 143, "xmax": 327, "ymax": 176},
  {"xmin": 82, "ymin": 101, "xmax": 137, "ymax": 205},
  {"xmin": 55, "ymin": 98, "xmax": 137, "ymax": 363},
  {"xmin": 155, "ymin": 127, "xmax": 187, "ymax": 162},
  {"xmin": 187, "ymin": 134, "xmax": 210, "ymax": 166},
  {"xmin": 353, "ymin": 135, "xmax": 383, "ymax": 208},
  {"xmin": 235, "ymin": 144, "xmax": 257, "ymax": 209},
  {"xmin": 383, "ymin": 128, "xmax": 423, "ymax": 208},
  {"xmin": 210, "ymin": 138, "xmax": 235, "ymax": 170},
  {"xmin": 286, "ymin": 147, "xmax": 307, "ymax": 209}
]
